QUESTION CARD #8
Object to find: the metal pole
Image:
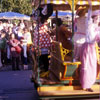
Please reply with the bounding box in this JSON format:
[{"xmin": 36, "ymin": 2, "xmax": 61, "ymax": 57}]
[
  {"xmin": 56, "ymin": 10, "xmax": 58, "ymax": 41},
  {"xmin": 37, "ymin": 17, "xmax": 41, "ymax": 85},
  {"xmin": 37, "ymin": 0, "xmax": 41, "ymax": 86},
  {"xmin": 72, "ymin": 0, "xmax": 74, "ymax": 62}
]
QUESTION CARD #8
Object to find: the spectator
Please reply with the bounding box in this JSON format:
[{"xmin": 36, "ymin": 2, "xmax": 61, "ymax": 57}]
[
  {"xmin": 19, "ymin": 20, "xmax": 25, "ymax": 30},
  {"xmin": 9, "ymin": 33, "xmax": 21, "ymax": 70},
  {"xmin": 0, "ymin": 31, "xmax": 7, "ymax": 66},
  {"xmin": 16, "ymin": 28, "xmax": 23, "ymax": 40},
  {"xmin": 20, "ymin": 27, "xmax": 31, "ymax": 70},
  {"xmin": 0, "ymin": 21, "xmax": 3, "ymax": 31},
  {"xmin": 0, "ymin": 31, "xmax": 7, "ymax": 67},
  {"xmin": 6, "ymin": 27, "xmax": 13, "ymax": 64}
]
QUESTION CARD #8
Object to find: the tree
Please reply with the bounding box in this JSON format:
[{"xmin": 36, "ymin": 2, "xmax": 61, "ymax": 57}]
[
  {"xmin": 1, "ymin": 0, "xmax": 14, "ymax": 12},
  {"xmin": 0, "ymin": 0, "xmax": 32, "ymax": 15}
]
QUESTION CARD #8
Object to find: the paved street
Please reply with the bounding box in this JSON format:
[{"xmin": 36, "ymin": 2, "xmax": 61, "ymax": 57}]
[
  {"xmin": 0, "ymin": 65, "xmax": 39, "ymax": 100},
  {"xmin": 0, "ymin": 65, "xmax": 100, "ymax": 100}
]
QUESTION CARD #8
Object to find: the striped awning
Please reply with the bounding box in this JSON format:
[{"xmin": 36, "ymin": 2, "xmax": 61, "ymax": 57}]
[
  {"xmin": 77, "ymin": 0, "xmax": 100, "ymax": 6},
  {"xmin": 67, "ymin": 0, "xmax": 100, "ymax": 10},
  {"xmin": 33, "ymin": 0, "xmax": 100, "ymax": 10},
  {"xmin": 76, "ymin": 0, "xmax": 100, "ymax": 10},
  {"xmin": 66, "ymin": 0, "xmax": 100, "ymax": 10},
  {"xmin": 40, "ymin": 0, "xmax": 69, "ymax": 5},
  {"xmin": 33, "ymin": 0, "xmax": 70, "ymax": 10},
  {"xmin": 39, "ymin": 0, "xmax": 100, "ymax": 6}
]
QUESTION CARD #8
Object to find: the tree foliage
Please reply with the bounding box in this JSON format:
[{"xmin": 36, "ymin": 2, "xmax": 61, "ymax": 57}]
[{"xmin": 0, "ymin": 0, "xmax": 32, "ymax": 15}]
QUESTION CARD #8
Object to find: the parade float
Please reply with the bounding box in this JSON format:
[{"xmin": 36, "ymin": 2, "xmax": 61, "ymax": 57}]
[{"xmin": 30, "ymin": 0, "xmax": 100, "ymax": 99}]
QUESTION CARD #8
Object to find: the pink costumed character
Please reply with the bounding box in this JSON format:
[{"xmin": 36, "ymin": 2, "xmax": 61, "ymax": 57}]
[{"xmin": 80, "ymin": 6, "xmax": 100, "ymax": 92}]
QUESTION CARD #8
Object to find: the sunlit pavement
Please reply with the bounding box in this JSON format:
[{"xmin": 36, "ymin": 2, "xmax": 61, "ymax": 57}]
[{"xmin": 0, "ymin": 65, "xmax": 39, "ymax": 100}]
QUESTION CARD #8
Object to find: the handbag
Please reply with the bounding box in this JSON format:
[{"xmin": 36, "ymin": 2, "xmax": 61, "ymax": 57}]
[{"xmin": 15, "ymin": 46, "xmax": 22, "ymax": 54}]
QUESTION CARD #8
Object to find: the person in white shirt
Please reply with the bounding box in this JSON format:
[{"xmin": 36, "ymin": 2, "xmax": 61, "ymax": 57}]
[{"xmin": 21, "ymin": 27, "xmax": 32, "ymax": 70}]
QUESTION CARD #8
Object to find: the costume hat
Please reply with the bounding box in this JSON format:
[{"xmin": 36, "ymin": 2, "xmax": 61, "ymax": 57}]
[{"xmin": 76, "ymin": 6, "xmax": 88, "ymax": 16}]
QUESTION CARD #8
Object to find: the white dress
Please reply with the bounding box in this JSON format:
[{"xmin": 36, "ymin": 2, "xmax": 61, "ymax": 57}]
[{"xmin": 73, "ymin": 16, "xmax": 87, "ymax": 61}]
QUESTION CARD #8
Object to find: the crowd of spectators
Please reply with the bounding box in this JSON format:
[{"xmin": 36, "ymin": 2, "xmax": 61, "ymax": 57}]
[{"xmin": 0, "ymin": 20, "xmax": 32, "ymax": 70}]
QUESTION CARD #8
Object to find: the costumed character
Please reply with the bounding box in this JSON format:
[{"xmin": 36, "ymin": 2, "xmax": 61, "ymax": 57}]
[
  {"xmin": 80, "ymin": 1, "xmax": 100, "ymax": 92},
  {"xmin": 73, "ymin": 6, "xmax": 88, "ymax": 61},
  {"xmin": 32, "ymin": 4, "xmax": 53, "ymax": 72},
  {"xmin": 50, "ymin": 18, "xmax": 72, "ymax": 61}
]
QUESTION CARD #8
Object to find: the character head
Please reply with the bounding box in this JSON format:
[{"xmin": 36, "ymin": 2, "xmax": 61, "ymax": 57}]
[
  {"xmin": 76, "ymin": 6, "xmax": 88, "ymax": 17},
  {"xmin": 32, "ymin": 4, "xmax": 53, "ymax": 23}
]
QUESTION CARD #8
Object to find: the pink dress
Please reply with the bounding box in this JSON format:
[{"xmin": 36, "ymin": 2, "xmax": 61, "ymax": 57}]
[{"xmin": 80, "ymin": 9, "xmax": 100, "ymax": 89}]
